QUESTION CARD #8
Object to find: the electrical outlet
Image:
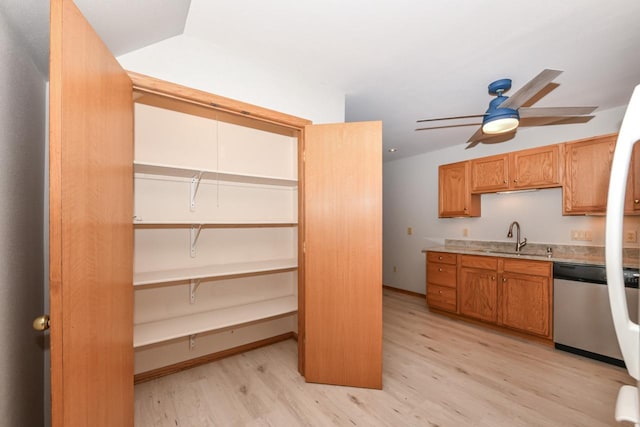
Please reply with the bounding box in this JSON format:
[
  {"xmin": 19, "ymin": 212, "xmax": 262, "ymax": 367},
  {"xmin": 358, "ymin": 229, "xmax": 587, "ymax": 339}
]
[
  {"xmin": 625, "ymin": 230, "xmax": 638, "ymax": 243},
  {"xmin": 407, "ymin": 227, "xmax": 413, "ymax": 235}
]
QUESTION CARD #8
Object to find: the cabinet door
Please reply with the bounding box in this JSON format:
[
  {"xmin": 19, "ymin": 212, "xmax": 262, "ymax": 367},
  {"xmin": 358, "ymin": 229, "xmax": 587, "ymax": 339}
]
[
  {"xmin": 499, "ymin": 273, "xmax": 551, "ymax": 337},
  {"xmin": 470, "ymin": 154, "xmax": 509, "ymax": 193},
  {"xmin": 303, "ymin": 121, "xmax": 382, "ymax": 389},
  {"xmin": 458, "ymin": 267, "xmax": 498, "ymax": 323},
  {"xmin": 50, "ymin": 0, "xmax": 133, "ymax": 425},
  {"xmin": 439, "ymin": 161, "xmax": 480, "ymax": 217},
  {"xmin": 631, "ymin": 143, "xmax": 640, "ymax": 212},
  {"xmin": 563, "ymin": 134, "xmax": 617, "ymax": 214},
  {"xmin": 511, "ymin": 144, "xmax": 561, "ymax": 189}
]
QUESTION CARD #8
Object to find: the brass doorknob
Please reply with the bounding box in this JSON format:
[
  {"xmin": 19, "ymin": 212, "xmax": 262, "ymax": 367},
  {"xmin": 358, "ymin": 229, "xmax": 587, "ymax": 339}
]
[{"xmin": 33, "ymin": 315, "xmax": 50, "ymax": 331}]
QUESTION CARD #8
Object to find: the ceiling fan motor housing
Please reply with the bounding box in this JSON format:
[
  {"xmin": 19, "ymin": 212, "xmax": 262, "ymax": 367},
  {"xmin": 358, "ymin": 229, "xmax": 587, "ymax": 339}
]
[{"xmin": 483, "ymin": 95, "xmax": 520, "ymax": 134}]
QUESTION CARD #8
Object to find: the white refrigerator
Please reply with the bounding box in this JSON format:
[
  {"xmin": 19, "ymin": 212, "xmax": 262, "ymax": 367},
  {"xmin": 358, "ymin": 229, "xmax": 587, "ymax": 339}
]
[{"xmin": 606, "ymin": 83, "xmax": 640, "ymax": 425}]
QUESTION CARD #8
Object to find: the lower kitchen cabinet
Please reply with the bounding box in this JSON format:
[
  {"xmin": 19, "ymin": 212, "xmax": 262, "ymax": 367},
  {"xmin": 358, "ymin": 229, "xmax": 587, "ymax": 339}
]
[
  {"xmin": 499, "ymin": 259, "xmax": 552, "ymax": 338},
  {"xmin": 425, "ymin": 251, "xmax": 553, "ymax": 341},
  {"xmin": 425, "ymin": 251, "xmax": 457, "ymax": 312},
  {"xmin": 458, "ymin": 255, "xmax": 498, "ymax": 323}
]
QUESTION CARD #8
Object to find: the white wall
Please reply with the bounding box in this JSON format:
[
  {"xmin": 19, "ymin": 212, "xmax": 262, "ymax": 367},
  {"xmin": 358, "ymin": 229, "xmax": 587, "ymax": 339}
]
[
  {"xmin": 117, "ymin": 35, "xmax": 345, "ymax": 124},
  {"xmin": 384, "ymin": 106, "xmax": 640, "ymax": 294},
  {"xmin": 0, "ymin": 6, "xmax": 46, "ymax": 427}
]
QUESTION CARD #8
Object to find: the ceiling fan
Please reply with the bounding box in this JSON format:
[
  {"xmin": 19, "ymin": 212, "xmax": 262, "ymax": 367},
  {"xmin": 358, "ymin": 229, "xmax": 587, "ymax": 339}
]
[{"xmin": 416, "ymin": 69, "xmax": 597, "ymax": 148}]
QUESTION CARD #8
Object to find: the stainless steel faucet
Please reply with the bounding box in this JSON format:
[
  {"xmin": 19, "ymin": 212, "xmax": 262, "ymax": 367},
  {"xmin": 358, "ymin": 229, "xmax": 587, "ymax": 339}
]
[{"xmin": 507, "ymin": 221, "xmax": 527, "ymax": 253}]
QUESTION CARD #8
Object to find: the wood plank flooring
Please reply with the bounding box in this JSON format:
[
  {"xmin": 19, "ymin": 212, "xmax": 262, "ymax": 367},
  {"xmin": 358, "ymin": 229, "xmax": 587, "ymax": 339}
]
[{"xmin": 135, "ymin": 289, "xmax": 633, "ymax": 426}]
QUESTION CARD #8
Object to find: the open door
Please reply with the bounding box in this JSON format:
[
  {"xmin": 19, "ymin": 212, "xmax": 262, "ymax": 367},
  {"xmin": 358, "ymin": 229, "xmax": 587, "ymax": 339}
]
[
  {"xmin": 302, "ymin": 121, "xmax": 383, "ymax": 389},
  {"xmin": 49, "ymin": 0, "xmax": 133, "ymax": 425}
]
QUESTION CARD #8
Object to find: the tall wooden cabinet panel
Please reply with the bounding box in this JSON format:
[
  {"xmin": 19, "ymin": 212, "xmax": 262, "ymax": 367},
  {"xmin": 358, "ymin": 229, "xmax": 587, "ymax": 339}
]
[
  {"xmin": 303, "ymin": 122, "xmax": 383, "ymax": 389},
  {"xmin": 439, "ymin": 161, "xmax": 481, "ymax": 217},
  {"xmin": 49, "ymin": 1, "xmax": 133, "ymax": 425},
  {"xmin": 458, "ymin": 255, "xmax": 498, "ymax": 323}
]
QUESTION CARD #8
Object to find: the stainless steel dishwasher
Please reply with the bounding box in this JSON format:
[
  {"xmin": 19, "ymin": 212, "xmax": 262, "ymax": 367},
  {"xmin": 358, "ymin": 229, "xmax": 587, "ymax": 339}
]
[{"xmin": 554, "ymin": 262, "xmax": 639, "ymax": 366}]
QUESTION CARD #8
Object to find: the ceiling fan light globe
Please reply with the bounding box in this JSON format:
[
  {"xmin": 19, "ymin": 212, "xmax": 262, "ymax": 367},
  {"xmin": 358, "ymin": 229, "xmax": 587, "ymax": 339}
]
[{"xmin": 482, "ymin": 117, "xmax": 519, "ymax": 134}]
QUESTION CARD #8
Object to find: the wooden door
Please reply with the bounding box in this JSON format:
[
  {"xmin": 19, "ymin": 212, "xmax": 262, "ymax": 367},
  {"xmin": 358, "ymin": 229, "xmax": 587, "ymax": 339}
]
[
  {"xmin": 303, "ymin": 121, "xmax": 382, "ymax": 389},
  {"xmin": 50, "ymin": 0, "xmax": 133, "ymax": 425},
  {"xmin": 458, "ymin": 268, "xmax": 498, "ymax": 323},
  {"xmin": 499, "ymin": 273, "xmax": 551, "ymax": 337},
  {"xmin": 470, "ymin": 154, "xmax": 509, "ymax": 193}
]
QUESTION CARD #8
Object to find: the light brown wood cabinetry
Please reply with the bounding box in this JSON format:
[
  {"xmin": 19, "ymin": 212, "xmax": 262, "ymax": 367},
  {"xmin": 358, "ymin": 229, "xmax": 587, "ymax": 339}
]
[
  {"xmin": 499, "ymin": 258, "xmax": 552, "ymax": 338},
  {"xmin": 458, "ymin": 255, "xmax": 499, "ymax": 323},
  {"xmin": 470, "ymin": 145, "xmax": 562, "ymax": 193},
  {"xmin": 426, "ymin": 251, "xmax": 457, "ymax": 312},
  {"xmin": 632, "ymin": 143, "xmax": 640, "ymax": 212},
  {"xmin": 563, "ymin": 134, "xmax": 617, "ymax": 214},
  {"xmin": 470, "ymin": 154, "xmax": 510, "ymax": 192},
  {"xmin": 438, "ymin": 161, "xmax": 480, "ymax": 218},
  {"xmin": 425, "ymin": 252, "xmax": 553, "ymax": 341}
]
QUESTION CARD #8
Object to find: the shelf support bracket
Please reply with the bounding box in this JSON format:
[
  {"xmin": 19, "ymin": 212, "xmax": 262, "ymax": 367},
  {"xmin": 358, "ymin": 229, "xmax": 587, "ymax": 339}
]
[
  {"xmin": 190, "ymin": 172, "xmax": 204, "ymax": 212},
  {"xmin": 189, "ymin": 279, "xmax": 202, "ymax": 304},
  {"xmin": 190, "ymin": 224, "xmax": 202, "ymax": 258},
  {"xmin": 189, "ymin": 334, "xmax": 196, "ymax": 351}
]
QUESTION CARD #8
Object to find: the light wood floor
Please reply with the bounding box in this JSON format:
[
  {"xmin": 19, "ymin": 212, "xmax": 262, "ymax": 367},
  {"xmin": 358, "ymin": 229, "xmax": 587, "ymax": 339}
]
[{"xmin": 135, "ymin": 289, "xmax": 633, "ymax": 426}]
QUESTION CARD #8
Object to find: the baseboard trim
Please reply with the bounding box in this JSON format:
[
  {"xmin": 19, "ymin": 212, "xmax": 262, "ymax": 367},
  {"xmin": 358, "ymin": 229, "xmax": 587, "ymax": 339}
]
[
  {"xmin": 383, "ymin": 284, "xmax": 425, "ymax": 299},
  {"xmin": 134, "ymin": 332, "xmax": 295, "ymax": 384}
]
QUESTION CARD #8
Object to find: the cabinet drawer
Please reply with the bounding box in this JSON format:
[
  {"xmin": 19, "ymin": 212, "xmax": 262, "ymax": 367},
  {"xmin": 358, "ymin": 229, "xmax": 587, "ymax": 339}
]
[
  {"xmin": 427, "ymin": 262, "xmax": 456, "ymax": 287},
  {"xmin": 502, "ymin": 258, "xmax": 551, "ymax": 276},
  {"xmin": 427, "ymin": 284, "xmax": 456, "ymax": 312},
  {"xmin": 460, "ymin": 254, "xmax": 497, "ymax": 270},
  {"xmin": 427, "ymin": 251, "xmax": 457, "ymax": 265}
]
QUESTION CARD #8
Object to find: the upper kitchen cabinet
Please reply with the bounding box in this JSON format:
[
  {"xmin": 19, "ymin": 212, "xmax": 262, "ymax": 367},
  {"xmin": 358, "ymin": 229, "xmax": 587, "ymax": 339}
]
[
  {"xmin": 439, "ymin": 161, "xmax": 480, "ymax": 218},
  {"xmin": 631, "ymin": 143, "xmax": 640, "ymax": 212},
  {"xmin": 563, "ymin": 133, "xmax": 638, "ymax": 215},
  {"xmin": 470, "ymin": 145, "xmax": 562, "ymax": 193},
  {"xmin": 563, "ymin": 134, "xmax": 616, "ymax": 214}
]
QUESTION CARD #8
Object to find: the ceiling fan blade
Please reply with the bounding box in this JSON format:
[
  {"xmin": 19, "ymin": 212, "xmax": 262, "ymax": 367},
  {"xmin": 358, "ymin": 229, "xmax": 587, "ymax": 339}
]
[
  {"xmin": 498, "ymin": 69, "xmax": 563, "ymax": 110},
  {"xmin": 416, "ymin": 114, "xmax": 485, "ymax": 123},
  {"xmin": 519, "ymin": 115, "xmax": 595, "ymax": 127},
  {"xmin": 467, "ymin": 127, "xmax": 485, "ymax": 143},
  {"xmin": 415, "ymin": 123, "xmax": 481, "ymax": 131},
  {"xmin": 466, "ymin": 130, "xmax": 516, "ymax": 149},
  {"xmin": 519, "ymin": 106, "xmax": 597, "ymax": 117}
]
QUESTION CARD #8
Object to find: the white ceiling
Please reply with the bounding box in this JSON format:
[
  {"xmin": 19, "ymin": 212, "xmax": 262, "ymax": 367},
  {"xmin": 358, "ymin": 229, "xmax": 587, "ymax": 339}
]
[{"xmin": 5, "ymin": 0, "xmax": 640, "ymax": 159}]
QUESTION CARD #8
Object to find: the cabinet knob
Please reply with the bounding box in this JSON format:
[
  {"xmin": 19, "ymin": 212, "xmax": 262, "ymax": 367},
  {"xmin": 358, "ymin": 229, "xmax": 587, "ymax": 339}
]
[
  {"xmin": 438, "ymin": 256, "xmax": 443, "ymax": 260},
  {"xmin": 503, "ymin": 277, "xmax": 507, "ymax": 282},
  {"xmin": 513, "ymin": 179, "xmax": 518, "ymax": 183},
  {"xmin": 503, "ymin": 180, "xmax": 507, "ymax": 184},
  {"xmin": 635, "ymin": 199, "xmax": 639, "ymax": 204},
  {"xmin": 438, "ymin": 268, "xmax": 443, "ymax": 272},
  {"xmin": 491, "ymin": 276, "xmax": 495, "ymax": 280},
  {"xmin": 438, "ymin": 290, "xmax": 443, "ymax": 294}
]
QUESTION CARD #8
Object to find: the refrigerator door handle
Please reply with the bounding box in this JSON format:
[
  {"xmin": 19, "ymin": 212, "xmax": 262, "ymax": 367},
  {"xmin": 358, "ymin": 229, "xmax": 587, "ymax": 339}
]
[{"xmin": 606, "ymin": 84, "xmax": 640, "ymax": 381}]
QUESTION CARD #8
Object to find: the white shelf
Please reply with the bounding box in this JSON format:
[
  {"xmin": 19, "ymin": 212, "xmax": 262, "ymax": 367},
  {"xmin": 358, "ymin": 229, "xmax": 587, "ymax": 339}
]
[
  {"xmin": 133, "ymin": 295, "xmax": 297, "ymax": 348},
  {"xmin": 133, "ymin": 258, "xmax": 298, "ymax": 286},
  {"xmin": 134, "ymin": 161, "xmax": 297, "ymax": 187},
  {"xmin": 133, "ymin": 220, "xmax": 297, "ymax": 227}
]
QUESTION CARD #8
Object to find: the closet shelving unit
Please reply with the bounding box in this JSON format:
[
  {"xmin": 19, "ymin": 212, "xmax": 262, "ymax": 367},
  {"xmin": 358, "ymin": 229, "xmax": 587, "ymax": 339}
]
[{"xmin": 132, "ymin": 99, "xmax": 299, "ymax": 369}]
